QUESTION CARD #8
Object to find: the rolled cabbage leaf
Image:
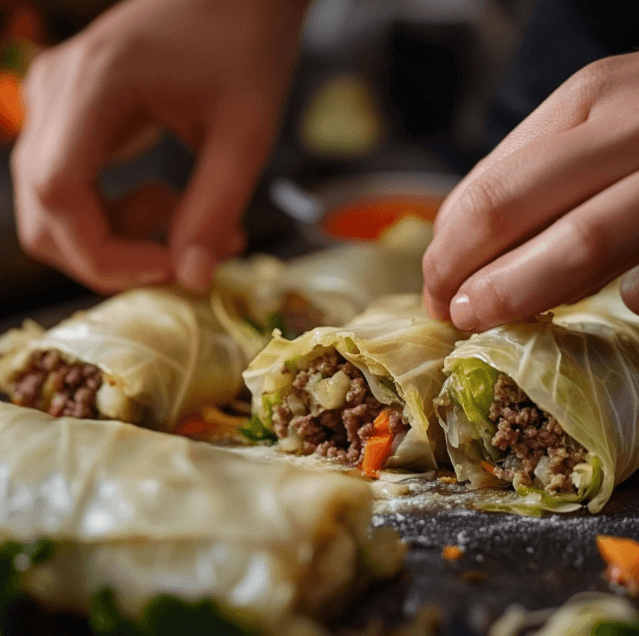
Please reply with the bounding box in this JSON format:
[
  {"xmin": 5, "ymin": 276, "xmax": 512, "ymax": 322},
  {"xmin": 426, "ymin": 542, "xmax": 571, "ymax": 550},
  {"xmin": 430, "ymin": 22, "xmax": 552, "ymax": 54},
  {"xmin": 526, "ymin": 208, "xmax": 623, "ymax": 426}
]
[
  {"xmin": 489, "ymin": 592, "xmax": 639, "ymax": 636},
  {"xmin": 212, "ymin": 219, "xmax": 434, "ymax": 361},
  {"xmin": 437, "ymin": 282, "xmax": 639, "ymax": 514},
  {"xmin": 0, "ymin": 288, "xmax": 245, "ymax": 431},
  {"xmin": 212, "ymin": 254, "xmax": 362, "ymax": 361},
  {"xmin": 243, "ymin": 295, "xmax": 464, "ymax": 471},
  {"xmin": 0, "ymin": 401, "xmax": 404, "ymax": 636}
]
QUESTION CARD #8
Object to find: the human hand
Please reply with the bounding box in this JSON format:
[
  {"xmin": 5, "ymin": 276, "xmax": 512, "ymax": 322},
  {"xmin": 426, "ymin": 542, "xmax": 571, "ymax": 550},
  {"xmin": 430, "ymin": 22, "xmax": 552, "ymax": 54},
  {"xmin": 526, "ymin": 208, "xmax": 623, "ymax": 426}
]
[
  {"xmin": 11, "ymin": 0, "xmax": 307, "ymax": 293},
  {"xmin": 423, "ymin": 52, "xmax": 639, "ymax": 330}
]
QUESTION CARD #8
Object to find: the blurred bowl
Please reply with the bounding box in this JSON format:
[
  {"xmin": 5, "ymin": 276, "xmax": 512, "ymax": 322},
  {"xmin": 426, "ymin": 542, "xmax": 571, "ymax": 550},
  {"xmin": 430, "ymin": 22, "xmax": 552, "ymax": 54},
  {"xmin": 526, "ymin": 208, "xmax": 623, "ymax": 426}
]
[{"xmin": 269, "ymin": 170, "xmax": 460, "ymax": 245}]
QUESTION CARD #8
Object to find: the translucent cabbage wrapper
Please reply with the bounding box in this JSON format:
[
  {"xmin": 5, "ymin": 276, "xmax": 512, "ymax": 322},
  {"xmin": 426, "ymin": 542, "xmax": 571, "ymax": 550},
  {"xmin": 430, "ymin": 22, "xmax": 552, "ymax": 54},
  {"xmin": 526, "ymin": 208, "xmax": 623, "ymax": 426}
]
[
  {"xmin": 489, "ymin": 592, "xmax": 638, "ymax": 636},
  {"xmin": 0, "ymin": 288, "xmax": 245, "ymax": 431},
  {"xmin": 244, "ymin": 295, "xmax": 464, "ymax": 470},
  {"xmin": 438, "ymin": 282, "xmax": 639, "ymax": 514},
  {"xmin": 0, "ymin": 401, "xmax": 405, "ymax": 636},
  {"xmin": 212, "ymin": 254, "xmax": 362, "ymax": 362},
  {"xmin": 212, "ymin": 219, "xmax": 434, "ymax": 361}
]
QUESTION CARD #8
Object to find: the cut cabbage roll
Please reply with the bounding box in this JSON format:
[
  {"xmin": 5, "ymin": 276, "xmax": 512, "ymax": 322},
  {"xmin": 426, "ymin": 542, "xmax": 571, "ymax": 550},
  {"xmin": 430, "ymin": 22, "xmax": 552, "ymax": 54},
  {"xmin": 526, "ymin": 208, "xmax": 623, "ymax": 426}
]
[
  {"xmin": 212, "ymin": 219, "xmax": 434, "ymax": 361},
  {"xmin": 436, "ymin": 283, "xmax": 639, "ymax": 514},
  {"xmin": 0, "ymin": 401, "xmax": 404, "ymax": 636},
  {"xmin": 212, "ymin": 254, "xmax": 362, "ymax": 362},
  {"xmin": 0, "ymin": 288, "xmax": 245, "ymax": 431},
  {"xmin": 244, "ymin": 295, "xmax": 464, "ymax": 472}
]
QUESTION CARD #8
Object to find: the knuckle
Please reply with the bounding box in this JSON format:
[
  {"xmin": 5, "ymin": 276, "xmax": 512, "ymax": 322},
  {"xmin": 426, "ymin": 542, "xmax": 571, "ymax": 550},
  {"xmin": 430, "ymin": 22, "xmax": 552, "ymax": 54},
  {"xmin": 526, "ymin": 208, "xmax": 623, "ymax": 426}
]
[
  {"xmin": 565, "ymin": 59, "xmax": 610, "ymax": 100},
  {"xmin": 456, "ymin": 176, "xmax": 510, "ymax": 237},
  {"xmin": 31, "ymin": 170, "xmax": 73, "ymax": 212}
]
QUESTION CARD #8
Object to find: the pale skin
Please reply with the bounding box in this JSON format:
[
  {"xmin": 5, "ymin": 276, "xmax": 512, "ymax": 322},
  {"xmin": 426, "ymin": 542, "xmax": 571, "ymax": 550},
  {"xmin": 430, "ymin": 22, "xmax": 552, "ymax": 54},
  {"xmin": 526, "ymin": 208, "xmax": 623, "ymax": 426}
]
[{"xmin": 11, "ymin": 3, "xmax": 639, "ymax": 326}]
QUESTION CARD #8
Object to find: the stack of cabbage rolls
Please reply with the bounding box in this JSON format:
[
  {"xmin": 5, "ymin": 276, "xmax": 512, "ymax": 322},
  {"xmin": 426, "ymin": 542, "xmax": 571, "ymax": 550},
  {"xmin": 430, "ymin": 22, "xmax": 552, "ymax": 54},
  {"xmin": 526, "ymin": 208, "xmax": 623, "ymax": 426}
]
[
  {"xmin": 0, "ymin": 228, "xmax": 433, "ymax": 431},
  {"xmin": 247, "ymin": 282, "xmax": 639, "ymax": 515}
]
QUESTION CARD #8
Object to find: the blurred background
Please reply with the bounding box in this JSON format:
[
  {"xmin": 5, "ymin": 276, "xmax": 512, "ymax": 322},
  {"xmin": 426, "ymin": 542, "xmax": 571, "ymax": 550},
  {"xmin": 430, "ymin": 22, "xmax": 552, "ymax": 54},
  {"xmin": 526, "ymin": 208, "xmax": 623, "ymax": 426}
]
[{"xmin": 0, "ymin": 0, "xmax": 537, "ymax": 321}]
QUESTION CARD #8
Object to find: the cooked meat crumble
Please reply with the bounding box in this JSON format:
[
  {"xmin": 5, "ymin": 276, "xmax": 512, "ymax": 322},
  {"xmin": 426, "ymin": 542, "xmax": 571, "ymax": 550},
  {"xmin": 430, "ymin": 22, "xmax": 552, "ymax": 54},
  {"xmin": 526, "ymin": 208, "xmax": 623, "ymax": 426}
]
[
  {"xmin": 11, "ymin": 350, "xmax": 103, "ymax": 419},
  {"xmin": 489, "ymin": 374, "xmax": 586, "ymax": 494},
  {"xmin": 273, "ymin": 349, "xmax": 408, "ymax": 466}
]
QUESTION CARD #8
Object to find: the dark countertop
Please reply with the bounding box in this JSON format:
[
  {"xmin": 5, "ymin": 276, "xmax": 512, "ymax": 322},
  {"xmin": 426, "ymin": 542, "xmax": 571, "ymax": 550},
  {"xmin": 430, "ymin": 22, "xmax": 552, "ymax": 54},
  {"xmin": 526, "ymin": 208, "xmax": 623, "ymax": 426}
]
[{"xmin": 345, "ymin": 475, "xmax": 639, "ymax": 634}]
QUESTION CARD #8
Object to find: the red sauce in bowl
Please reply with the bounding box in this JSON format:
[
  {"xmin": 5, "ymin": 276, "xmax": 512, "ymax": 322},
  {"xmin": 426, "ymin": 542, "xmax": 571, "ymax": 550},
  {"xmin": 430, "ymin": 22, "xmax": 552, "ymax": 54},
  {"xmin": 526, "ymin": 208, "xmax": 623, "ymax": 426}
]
[{"xmin": 320, "ymin": 195, "xmax": 443, "ymax": 240}]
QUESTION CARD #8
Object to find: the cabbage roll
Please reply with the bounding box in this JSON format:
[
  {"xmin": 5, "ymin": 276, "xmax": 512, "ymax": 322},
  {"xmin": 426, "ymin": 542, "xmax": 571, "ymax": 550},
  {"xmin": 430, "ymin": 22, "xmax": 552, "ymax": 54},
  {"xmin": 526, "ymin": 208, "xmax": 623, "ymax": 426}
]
[
  {"xmin": 212, "ymin": 254, "xmax": 362, "ymax": 362},
  {"xmin": 0, "ymin": 401, "xmax": 404, "ymax": 636},
  {"xmin": 436, "ymin": 283, "xmax": 639, "ymax": 514},
  {"xmin": 0, "ymin": 288, "xmax": 245, "ymax": 431},
  {"xmin": 212, "ymin": 218, "xmax": 434, "ymax": 361},
  {"xmin": 244, "ymin": 295, "xmax": 464, "ymax": 472}
]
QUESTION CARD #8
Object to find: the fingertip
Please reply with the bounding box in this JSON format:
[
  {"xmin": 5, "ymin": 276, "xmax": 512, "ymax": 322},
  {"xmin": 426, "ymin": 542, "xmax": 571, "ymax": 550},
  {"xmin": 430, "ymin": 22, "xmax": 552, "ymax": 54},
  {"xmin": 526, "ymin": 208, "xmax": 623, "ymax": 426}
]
[
  {"xmin": 423, "ymin": 289, "xmax": 450, "ymax": 322},
  {"xmin": 176, "ymin": 244, "xmax": 215, "ymax": 291}
]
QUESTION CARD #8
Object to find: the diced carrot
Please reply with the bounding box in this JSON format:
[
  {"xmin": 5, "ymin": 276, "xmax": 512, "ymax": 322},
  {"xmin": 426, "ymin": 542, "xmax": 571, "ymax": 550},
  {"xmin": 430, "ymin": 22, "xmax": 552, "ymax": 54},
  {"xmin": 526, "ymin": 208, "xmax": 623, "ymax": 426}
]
[
  {"xmin": 597, "ymin": 535, "xmax": 639, "ymax": 593},
  {"xmin": 360, "ymin": 410, "xmax": 395, "ymax": 478},
  {"xmin": 373, "ymin": 409, "xmax": 391, "ymax": 435},
  {"xmin": 360, "ymin": 434, "xmax": 393, "ymax": 478},
  {"xmin": 442, "ymin": 545, "xmax": 464, "ymax": 561},
  {"xmin": 480, "ymin": 460, "xmax": 496, "ymax": 476},
  {"xmin": 174, "ymin": 413, "xmax": 217, "ymax": 437}
]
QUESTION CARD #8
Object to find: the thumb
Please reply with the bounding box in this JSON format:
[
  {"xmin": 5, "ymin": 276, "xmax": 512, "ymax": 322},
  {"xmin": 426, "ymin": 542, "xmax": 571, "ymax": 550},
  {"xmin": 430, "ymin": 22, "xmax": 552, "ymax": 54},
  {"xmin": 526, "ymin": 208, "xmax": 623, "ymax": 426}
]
[{"xmin": 169, "ymin": 96, "xmax": 275, "ymax": 290}]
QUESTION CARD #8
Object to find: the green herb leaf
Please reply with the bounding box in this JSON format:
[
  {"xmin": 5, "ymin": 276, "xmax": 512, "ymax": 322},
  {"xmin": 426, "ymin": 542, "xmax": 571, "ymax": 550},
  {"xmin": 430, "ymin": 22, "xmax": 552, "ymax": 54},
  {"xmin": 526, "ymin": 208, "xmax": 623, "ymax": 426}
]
[
  {"xmin": 594, "ymin": 621, "xmax": 639, "ymax": 636},
  {"xmin": 265, "ymin": 311, "xmax": 299, "ymax": 340},
  {"xmin": 90, "ymin": 587, "xmax": 138, "ymax": 636},
  {"xmin": 238, "ymin": 416, "xmax": 277, "ymax": 445},
  {"xmin": 90, "ymin": 588, "xmax": 260, "ymax": 636}
]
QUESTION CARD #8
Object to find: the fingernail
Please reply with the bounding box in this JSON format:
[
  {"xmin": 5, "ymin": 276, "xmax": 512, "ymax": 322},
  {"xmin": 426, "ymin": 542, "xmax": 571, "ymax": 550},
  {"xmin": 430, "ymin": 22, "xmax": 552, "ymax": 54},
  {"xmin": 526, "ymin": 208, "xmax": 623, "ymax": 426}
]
[
  {"xmin": 177, "ymin": 244, "xmax": 214, "ymax": 291},
  {"xmin": 450, "ymin": 293, "xmax": 477, "ymax": 331},
  {"xmin": 136, "ymin": 269, "xmax": 170, "ymax": 286}
]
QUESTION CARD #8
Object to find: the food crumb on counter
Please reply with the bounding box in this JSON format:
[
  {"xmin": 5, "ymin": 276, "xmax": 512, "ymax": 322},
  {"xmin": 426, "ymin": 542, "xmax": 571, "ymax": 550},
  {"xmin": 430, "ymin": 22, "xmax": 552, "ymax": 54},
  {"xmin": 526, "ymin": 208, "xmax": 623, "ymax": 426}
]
[{"xmin": 442, "ymin": 545, "xmax": 465, "ymax": 560}]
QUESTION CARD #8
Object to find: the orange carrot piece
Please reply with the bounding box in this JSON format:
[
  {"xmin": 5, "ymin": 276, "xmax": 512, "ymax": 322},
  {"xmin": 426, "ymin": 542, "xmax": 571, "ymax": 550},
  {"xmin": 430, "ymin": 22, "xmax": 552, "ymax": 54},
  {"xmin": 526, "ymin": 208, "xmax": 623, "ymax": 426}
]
[
  {"xmin": 361, "ymin": 435, "xmax": 393, "ymax": 478},
  {"xmin": 480, "ymin": 460, "xmax": 496, "ymax": 476},
  {"xmin": 373, "ymin": 409, "xmax": 391, "ymax": 435},
  {"xmin": 174, "ymin": 413, "xmax": 217, "ymax": 437},
  {"xmin": 597, "ymin": 535, "xmax": 639, "ymax": 591},
  {"xmin": 442, "ymin": 545, "xmax": 465, "ymax": 561},
  {"xmin": 360, "ymin": 410, "xmax": 395, "ymax": 478}
]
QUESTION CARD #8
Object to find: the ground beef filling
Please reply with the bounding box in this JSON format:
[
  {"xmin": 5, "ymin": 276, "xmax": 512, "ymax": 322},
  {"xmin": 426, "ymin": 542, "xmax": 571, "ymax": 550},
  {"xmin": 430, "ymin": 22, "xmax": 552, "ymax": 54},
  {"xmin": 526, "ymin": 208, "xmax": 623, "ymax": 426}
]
[
  {"xmin": 272, "ymin": 350, "xmax": 408, "ymax": 466},
  {"xmin": 11, "ymin": 350, "xmax": 103, "ymax": 419},
  {"xmin": 489, "ymin": 374, "xmax": 587, "ymax": 494}
]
